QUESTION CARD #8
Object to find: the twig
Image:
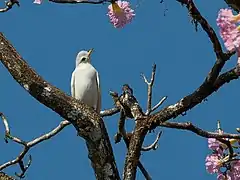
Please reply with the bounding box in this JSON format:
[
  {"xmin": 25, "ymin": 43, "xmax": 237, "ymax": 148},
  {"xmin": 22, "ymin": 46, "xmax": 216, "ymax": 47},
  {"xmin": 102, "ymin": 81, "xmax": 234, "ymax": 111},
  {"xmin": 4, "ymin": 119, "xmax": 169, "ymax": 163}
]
[
  {"xmin": 0, "ymin": 113, "xmax": 25, "ymax": 145},
  {"xmin": 160, "ymin": 121, "xmax": 240, "ymax": 139},
  {"xmin": 0, "ymin": 0, "xmax": 19, "ymax": 13},
  {"xmin": 0, "ymin": 112, "xmax": 10, "ymax": 135},
  {"xmin": 141, "ymin": 131, "xmax": 162, "ymax": 151},
  {"xmin": 141, "ymin": 64, "xmax": 156, "ymax": 115},
  {"xmin": 150, "ymin": 96, "xmax": 167, "ymax": 114},
  {"xmin": 27, "ymin": 120, "xmax": 70, "ymax": 147},
  {"xmin": 100, "ymin": 107, "xmax": 120, "ymax": 117},
  {"xmin": 49, "ymin": 0, "xmax": 109, "ymax": 4},
  {"xmin": 0, "ymin": 114, "xmax": 70, "ymax": 176},
  {"xmin": 15, "ymin": 155, "xmax": 32, "ymax": 178}
]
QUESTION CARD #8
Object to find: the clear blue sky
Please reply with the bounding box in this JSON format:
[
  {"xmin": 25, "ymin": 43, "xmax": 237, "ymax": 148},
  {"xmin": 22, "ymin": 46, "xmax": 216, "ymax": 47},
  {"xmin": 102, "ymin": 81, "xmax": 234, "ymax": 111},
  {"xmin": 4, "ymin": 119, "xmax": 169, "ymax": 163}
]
[{"xmin": 0, "ymin": 0, "xmax": 239, "ymax": 179}]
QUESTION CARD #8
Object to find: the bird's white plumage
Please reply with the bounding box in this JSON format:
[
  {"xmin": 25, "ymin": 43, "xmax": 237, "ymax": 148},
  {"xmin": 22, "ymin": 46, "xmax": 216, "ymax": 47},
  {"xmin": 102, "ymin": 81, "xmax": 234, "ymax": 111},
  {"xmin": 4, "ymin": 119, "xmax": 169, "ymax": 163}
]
[{"xmin": 71, "ymin": 50, "xmax": 101, "ymax": 113}]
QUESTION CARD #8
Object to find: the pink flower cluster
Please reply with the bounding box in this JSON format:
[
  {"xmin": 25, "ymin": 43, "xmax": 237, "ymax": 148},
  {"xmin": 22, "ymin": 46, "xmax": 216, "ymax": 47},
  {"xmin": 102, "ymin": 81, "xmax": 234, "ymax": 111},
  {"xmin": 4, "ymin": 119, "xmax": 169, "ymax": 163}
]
[
  {"xmin": 33, "ymin": 0, "xmax": 42, "ymax": 4},
  {"xmin": 107, "ymin": 1, "xmax": 135, "ymax": 28},
  {"xmin": 206, "ymin": 136, "xmax": 240, "ymax": 179},
  {"xmin": 217, "ymin": 9, "xmax": 240, "ymax": 52}
]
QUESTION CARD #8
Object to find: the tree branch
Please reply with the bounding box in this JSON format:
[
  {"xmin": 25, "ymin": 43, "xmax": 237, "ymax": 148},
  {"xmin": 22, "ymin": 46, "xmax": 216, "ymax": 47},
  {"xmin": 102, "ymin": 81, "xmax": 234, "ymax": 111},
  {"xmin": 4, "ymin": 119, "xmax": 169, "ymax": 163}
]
[
  {"xmin": 116, "ymin": 110, "xmax": 152, "ymax": 180},
  {"xmin": 224, "ymin": 0, "xmax": 240, "ymax": 12},
  {"xmin": 100, "ymin": 107, "xmax": 120, "ymax": 117},
  {"xmin": 141, "ymin": 131, "xmax": 162, "ymax": 151},
  {"xmin": 0, "ymin": 172, "xmax": 14, "ymax": 180},
  {"xmin": 141, "ymin": 64, "xmax": 156, "ymax": 115},
  {"xmin": 160, "ymin": 121, "xmax": 240, "ymax": 139},
  {"xmin": 0, "ymin": 33, "xmax": 120, "ymax": 180},
  {"xmin": 0, "ymin": 113, "xmax": 70, "ymax": 177},
  {"xmin": 0, "ymin": 0, "xmax": 19, "ymax": 13}
]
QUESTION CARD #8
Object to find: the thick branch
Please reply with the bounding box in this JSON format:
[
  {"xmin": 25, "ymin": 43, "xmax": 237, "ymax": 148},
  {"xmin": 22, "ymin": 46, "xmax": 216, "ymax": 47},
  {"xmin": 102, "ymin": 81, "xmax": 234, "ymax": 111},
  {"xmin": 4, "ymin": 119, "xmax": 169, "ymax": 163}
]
[
  {"xmin": 0, "ymin": 173, "xmax": 14, "ymax": 180},
  {"xmin": 116, "ymin": 110, "xmax": 152, "ymax": 180},
  {"xmin": 149, "ymin": 67, "xmax": 239, "ymax": 130},
  {"xmin": 0, "ymin": 33, "xmax": 120, "ymax": 180}
]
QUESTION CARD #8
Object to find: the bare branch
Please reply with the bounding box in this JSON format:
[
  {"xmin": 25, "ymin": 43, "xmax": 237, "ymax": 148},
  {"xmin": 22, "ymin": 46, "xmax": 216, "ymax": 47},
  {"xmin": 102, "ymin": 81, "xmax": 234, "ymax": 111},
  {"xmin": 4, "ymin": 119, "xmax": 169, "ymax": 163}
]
[
  {"xmin": 27, "ymin": 120, "xmax": 70, "ymax": 147},
  {"xmin": 0, "ymin": 33, "xmax": 120, "ymax": 180},
  {"xmin": 150, "ymin": 96, "xmax": 167, "ymax": 114},
  {"xmin": 160, "ymin": 121, "xmax": 240, "ymax": 139},
  {"xmin": 0, "ymin": 112, "xmax": 10, "ymax": 135},
  {"xmin": 0, "ymin": 113, "xmax": 26, "ymax": 145},
  {"xmin": 141, "ymin": 64, "xmax": 156, "ymax": 115},
  {"xmin": 148, "ymin": 64, "xmax": 239, "ymax": 132},
  {"xmin": 15, "ymin": 155, "xmax": 32, "ymax": 178},
  {"xmin": 141, "ymin": 131, "xmax": 162, "ymax": 151},
  {"xmin": 0, "ymin": 115, "xmax": 70, "ymax": 174},
  {"xmin": 100, "ymin": 107, "xmax": 120, "ymax": 117},
  {"xmin": 0, "ymin": 0, "xmax": 19, "ymax": 13}
]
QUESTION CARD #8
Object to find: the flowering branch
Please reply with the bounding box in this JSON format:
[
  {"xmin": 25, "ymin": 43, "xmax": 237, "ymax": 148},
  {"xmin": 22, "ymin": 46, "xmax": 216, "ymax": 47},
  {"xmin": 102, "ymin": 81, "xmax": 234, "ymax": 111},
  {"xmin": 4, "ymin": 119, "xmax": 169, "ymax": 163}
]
[{"xmin": 0, "ymin": 0, "xmax": 19, "ymax": 13}]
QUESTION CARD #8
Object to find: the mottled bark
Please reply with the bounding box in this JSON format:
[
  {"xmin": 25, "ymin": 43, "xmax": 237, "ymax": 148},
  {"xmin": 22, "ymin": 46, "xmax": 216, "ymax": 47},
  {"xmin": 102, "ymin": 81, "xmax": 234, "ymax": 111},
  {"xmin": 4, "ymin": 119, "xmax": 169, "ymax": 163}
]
[
  {"xmin": 0, "ymin": 173, "xmax": 14, "ymax": 180},
  {"xmin": 0, "ymin": 33, "xmax": 120, "ymax": 180}
]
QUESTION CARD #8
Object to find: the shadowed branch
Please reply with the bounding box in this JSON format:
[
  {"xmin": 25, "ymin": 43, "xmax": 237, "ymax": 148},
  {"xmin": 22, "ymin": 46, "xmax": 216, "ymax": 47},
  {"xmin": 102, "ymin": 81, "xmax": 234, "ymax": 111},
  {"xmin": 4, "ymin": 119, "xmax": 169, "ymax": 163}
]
[{"xmin": 0, "ymin": 0, "xmax": 19, "ymax": 13}]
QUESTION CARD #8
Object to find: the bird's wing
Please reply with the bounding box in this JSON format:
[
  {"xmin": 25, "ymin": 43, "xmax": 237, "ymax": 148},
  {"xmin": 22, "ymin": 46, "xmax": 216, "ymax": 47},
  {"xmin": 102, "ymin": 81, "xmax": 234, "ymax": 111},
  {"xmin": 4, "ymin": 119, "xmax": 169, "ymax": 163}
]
[
  {"xmin": 71, "ymin": 70, "xmax": 75, "ymax": 98},
  {"xmin": 96, "ymin": 71, "xmax": 101, "ymax": 114}
]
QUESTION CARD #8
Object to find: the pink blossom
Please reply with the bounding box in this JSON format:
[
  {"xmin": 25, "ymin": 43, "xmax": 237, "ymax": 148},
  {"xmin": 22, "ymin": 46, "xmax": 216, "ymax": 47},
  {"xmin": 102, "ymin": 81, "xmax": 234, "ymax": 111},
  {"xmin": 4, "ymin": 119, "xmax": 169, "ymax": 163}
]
[
  {"xmin": 227, "ymin": 160, "xmax": 240, "ymax": 179},
  {"xmin": 208, "ymin": 138, "xmax": 223, "ymax": 154},
  {"xmin": 33, "ymin": 0, "xmax": 42, "ymax": 4},
  {"xmin": 205, "ymin": 154, "xmax": 222, "ymax": 174},
  {"xmin": 107, "ymin": 1, "xmax": 135, "ymax": 28},
  {"xmin": 217, "ymin": 173, "xmax": 227, "ymax": 180},
  {"xmin": 217, "ymin": 9, "xmax": 240, "ymax": 52}
]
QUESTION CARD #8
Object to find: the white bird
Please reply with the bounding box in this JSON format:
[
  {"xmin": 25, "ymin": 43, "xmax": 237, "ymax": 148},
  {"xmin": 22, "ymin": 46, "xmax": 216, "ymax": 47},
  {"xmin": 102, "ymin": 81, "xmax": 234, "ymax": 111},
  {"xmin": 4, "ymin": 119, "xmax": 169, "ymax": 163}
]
[{"xmin": 71, "ymin": 49, "xmax": 101, "ymax": 114}]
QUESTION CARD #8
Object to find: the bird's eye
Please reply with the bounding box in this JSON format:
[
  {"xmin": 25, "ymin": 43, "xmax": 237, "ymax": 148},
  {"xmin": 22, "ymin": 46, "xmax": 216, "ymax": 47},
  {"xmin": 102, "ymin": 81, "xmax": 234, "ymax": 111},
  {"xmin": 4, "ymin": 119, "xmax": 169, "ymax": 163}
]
[{"xmin": 81, "ymin": 57, "xmax": 87, "ymax": 62}]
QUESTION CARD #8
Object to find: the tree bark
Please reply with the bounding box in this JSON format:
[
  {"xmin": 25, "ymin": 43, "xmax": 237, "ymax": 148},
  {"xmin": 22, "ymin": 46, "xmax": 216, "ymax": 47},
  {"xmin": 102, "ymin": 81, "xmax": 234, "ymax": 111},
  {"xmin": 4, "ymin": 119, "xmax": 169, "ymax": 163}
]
[{"xmin": 0, "ymin": 173, "xmax": 14, "ymax": 180}]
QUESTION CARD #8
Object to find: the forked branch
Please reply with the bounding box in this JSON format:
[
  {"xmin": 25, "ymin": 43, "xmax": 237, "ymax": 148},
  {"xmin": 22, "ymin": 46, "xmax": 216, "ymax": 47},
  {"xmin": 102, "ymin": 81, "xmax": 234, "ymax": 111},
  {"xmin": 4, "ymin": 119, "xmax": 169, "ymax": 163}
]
[{"xmin": 0, "ymin": 113, "xmax": 70, "ymax": 177}]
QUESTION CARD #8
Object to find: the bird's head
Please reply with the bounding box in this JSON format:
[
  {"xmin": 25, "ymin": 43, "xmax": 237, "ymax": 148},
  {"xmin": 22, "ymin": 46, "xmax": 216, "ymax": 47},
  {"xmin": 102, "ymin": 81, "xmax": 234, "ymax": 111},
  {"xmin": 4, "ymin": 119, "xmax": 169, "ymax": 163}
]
[{"xmin": 75, "ymin": 49, "xmax": 94, "ymax": 67}]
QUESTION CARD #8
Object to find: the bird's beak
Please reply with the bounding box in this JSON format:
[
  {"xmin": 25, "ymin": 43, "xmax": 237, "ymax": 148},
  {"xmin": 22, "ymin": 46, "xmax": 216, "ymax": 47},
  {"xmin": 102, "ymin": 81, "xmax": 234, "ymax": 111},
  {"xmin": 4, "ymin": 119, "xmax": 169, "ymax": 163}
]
[{"xmin": 87, "ymin": 48, "xmax": 94, "ymax": 58}]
